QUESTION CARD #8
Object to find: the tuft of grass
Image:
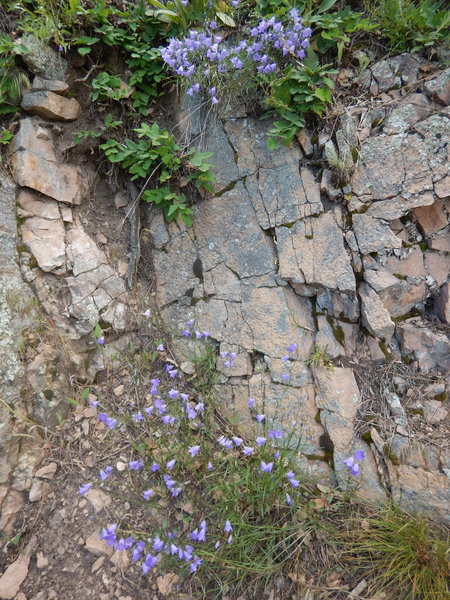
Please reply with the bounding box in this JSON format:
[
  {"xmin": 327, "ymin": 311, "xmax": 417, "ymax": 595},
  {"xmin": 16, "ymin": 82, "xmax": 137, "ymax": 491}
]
[
  {"xmin": 345, "ymin": 504, "xmax": 449, "ymax": 600},
  {"xmin": 305, "ymin": 344, "xmax": 334, "ymax": 370},
  {"xmin": 366, "ymin": 0, "xmax": 450, "ymax": 54}
]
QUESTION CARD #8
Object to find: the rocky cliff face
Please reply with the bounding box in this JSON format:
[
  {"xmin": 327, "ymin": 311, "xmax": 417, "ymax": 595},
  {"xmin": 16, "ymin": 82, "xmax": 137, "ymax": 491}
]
[
  {"xmin": 0, "ymin": 48, "xmax": 448, "ymax": 533},
  {"xmin": 150, "ymin": 57, "xmax": 450, "ymax": 523}
]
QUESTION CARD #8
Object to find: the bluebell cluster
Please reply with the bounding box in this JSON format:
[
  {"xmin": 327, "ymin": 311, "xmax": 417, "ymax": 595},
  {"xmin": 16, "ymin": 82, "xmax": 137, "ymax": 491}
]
[{"xmin": 161, "ymin": 9, "xmax": 312, "ymax": 104}]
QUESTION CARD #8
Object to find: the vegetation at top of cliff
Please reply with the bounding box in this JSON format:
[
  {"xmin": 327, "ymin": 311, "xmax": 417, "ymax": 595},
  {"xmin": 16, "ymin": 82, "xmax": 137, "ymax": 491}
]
[{"xmin": 0, "ymin": 0, "xmax": 449, "ymax": 212}]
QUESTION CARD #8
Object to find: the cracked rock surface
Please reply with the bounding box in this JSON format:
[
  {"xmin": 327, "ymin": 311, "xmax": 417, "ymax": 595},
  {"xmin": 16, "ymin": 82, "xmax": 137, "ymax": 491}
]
[{"xmin": 152, "ymin": 61, "xmax": 450, "ymax": 522}]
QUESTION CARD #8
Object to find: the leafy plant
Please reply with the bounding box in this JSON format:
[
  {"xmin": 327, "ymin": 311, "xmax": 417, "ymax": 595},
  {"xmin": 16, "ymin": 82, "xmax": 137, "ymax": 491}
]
[
  {"xmin": 366, "ymin": 0, "xmax": 450, "ymax": 53},
  {"xmin": 100, "ymin": 123, "xmax": 215, "ymax": 225},
  {"xmin": 148, "ymin": 0, "xmax": 237, "ymax": 31},
  {"xmin": 264, "ymin": 50, "xmax": 337, "ymax": 148},
  {"xmin": 90, "ymin": 72, "xmax": 133, "ymax": 102},
  {"xmin": 0, "ymin": 33, "xmax": 29, "ymax": 115},
  {"xmin": 0, "ymin": 128, "xmax": 13, "ymax": 145}
]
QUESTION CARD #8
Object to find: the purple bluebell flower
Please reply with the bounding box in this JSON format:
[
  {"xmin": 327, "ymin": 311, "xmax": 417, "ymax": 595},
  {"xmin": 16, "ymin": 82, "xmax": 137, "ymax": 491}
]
[
  {"xmin": 182, "ymin": 329, "xmax": 192, "ymax": 337},
  {"xmin": 287, "ymin": 343, "xmax": 297, "ymax": 353},
  {"xmin": 100, "ymin": 524, "xmax": 117, "ymax": 546},
  {"xmin": 171, "ymin": 487, "xmax": 182, "ymax": 497},
  {"xmin": 132, "ymin": 411, "xmax": 144, "ymax": 422},
  {"xmin": 227, "ymin": 534, "xmax": 233, "ymax": 544},
  {"xmin": 157, "ymin": 344, "xmax": 164, "ymax": 351},
  {"xmin": 248, "ymin": 398, "xmax": 255, "ymax": 407},
  {"xmin": 256, "ymin": 436, "xmax": 267, "ymax": 446},
  {"xmin": 187, "ymin": 406, "xmax": 197, "ymax": 420},
  {"xmin": 166, "ymin": 459, "xmax": 176, "ymax": 470},
  {"xmin": 151, "ymin": 461, "xmax": 160, "ymax": 472},
  {"xmin": 354, "ymin": 450, "xmax": 365, "ymax": 461},
  {"xmin": 232, "ymin": 436, "xmax": 243, "ymax": 447},
  {"xmin": 242, "ymin": 446, "xmax": 254, "ymax": 456},
  {"xmin": 143, "ymin": 309, "xmax": 152, "ymax": 317},
  {"xmin": 256, "ymin": 414, "xmax": 265, "ymax": 423},
  {"xmin": 168, "ymin": 369, "xmax": 178, "ymax": 378},
  {"xmin": 142, "ymin": 553, "xmax": 159, "ymax": 574},
  {"xmin": 350, "ymin": 463, "xmax": 360, "ymax": 475},
  {"xmin": 214, "ymin": 541, "xmax": 220, "ymax": 549},
  {"xmin": 143, "ymin": 489, "xmax": 154, "ymax": 500},
  {"xmin": 129, "ymin": 459, "xmax": 143, "ymax": 470},
  {"xmin": 161, "ymin": 414, "xmax": 176, "ymax": 425},
  {"xmin": 260, "ymin": 461, "xmax": 273, "ymax": 473},
  {"xmin": 153, "ymin": 536, "xmax": 164, "ymax": 552},
  {"xmin": 96, "ymin": 336, "xmax": 105, "ymax": 345},
  {"xmin": 224, "ymin": 520, "xmax": 233, "ymax": 532},
  {"xmin": 79, "ymin": 482, "xmax": 92, "ymax": 495},
  {"xmin": 155, "ymin": 399, "xmax": 167, "ymax": 414},
  {"xmin": 286, "ymin": 493, "xmax": 293, "ymax": 506},
  {"xmin": 188, "ymin": 445, "xmax": 201, "ymax": 457},
  {"xmin": 289, "ymin": 478, "xmax": 300, "ymax": 488},
  {"xmin": 99, "ymin": 466, "xmax": 113, "ymax": 481},
  {"xmin": 281, "ymin": 373, "xmax": 290, "ymax": 380},
  {"xmin": 168, "ymin": 389, "xmax": 179, "ymax": 399},
  {"xmin": 195, "ymin": 331, "xmax": 202, "ymax": 340},
  {"xmin": 268, "ymin": 429, "xmax": 283, "ymax": 439},
  {"xmin": 144, "ymin": 405, "xmax": 154, "ymax": 415},
  {"xmin": 281, "ymin": 355, "xmax": 290, "ymax": 362},
  {"xmin": 90, "ymin": 399, "xmax": 99, "ymax": 406},
  {"xmin": 164, "ymin": 474, "xmax": 175, "ymax": 488},
  {"xmin": 207, "ymin": 461, "xmax": 213, "ymax": 470}
]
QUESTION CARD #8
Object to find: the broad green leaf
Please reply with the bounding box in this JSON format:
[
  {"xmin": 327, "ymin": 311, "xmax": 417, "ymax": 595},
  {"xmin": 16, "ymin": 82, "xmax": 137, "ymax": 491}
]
[
  {"xmin": 317, "ymin": 0, "xmax": 339, "ymax": 14},
  {"xmin": 314, "ymin": 87, "xmax": 332, "ymax": 102},
  {"xmin": 216, "ymin": 11, "xmax": 236, "ymax": 27}
]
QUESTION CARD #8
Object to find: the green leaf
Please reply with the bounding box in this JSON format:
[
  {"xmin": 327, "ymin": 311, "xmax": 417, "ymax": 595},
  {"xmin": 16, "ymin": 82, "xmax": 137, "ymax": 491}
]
[
  {"xmin": 216, "ymin": 11, "xmax": 236, "ymax": 27},
  {"xmin": 314, "ymin": 87, "xmax": 332, "ymax": 102},
  {"xmin": 317, "ymin": 0, "xmax": 339, "ymax": 14},
  {"xmin": 267, "ymin": 137, "xmax": 280, "ymax": 150},
  {"xmin": 78, "ymin": 47, "xmax": 92, "ymax": 56}
]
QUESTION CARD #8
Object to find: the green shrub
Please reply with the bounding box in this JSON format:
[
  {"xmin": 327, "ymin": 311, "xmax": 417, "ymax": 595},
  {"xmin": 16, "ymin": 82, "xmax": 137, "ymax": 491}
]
[
  {"xmin": 366, "ymin": 0, "xmax": 450, "ymax": 53},
  {"xmin": 100, "ymin": 123, "xmax": 215, "ymax": 226}
]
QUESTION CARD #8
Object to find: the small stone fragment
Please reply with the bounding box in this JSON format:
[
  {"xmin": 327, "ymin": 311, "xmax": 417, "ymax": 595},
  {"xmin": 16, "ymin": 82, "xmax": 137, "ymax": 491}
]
[
  {"xmin": 0, "ymin": 535, "xmax": 36, "ymax": 600},
  {"xmin": 36, "ymin": 552, "xmax": 49, "ymax": 569},
  {"xmin": 85, "ymin": 488, "xmax": 112, "ymax": 513},
  {"xmin": 34, "ymin": 462, "xmax": 57, "ymax": 480},
  {"xmin": 28, "ymin": 479, "xmax": 51, "ymax": 502},
  {"xmin": 422, "ymin": 400, "xmax": 448, "ymax": 424},
  {"xmin": 156, "ymin": 573, "xmax": 179, "ymax": 596}
]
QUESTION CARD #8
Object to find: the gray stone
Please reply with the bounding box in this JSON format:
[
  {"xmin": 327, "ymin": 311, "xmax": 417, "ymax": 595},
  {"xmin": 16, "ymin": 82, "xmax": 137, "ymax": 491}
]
[
  {"xmin": 359, "ymin": 283, "xmax": 395, "ymax": 341},
  {"xmin": 312, "ymin": 366, "xmax": 386, "ymax": 502},
  {"xmin": 21, "ymin": 216, "xmax": 66, "ymax": 273},
  {"xmin": 9, "ymin": 118, "xmax": 86, "ymax": 205},
  {"xmin": 277, "ymin": 212, "xmax": 355, "ymax": 293},
  {"xmin": 352, "ymin": 214, "xmax": 402, "ymax": 254},
  {"xmin": 32, "ymin": 77, "xmax": 69, "ymax": 94},
  {"xmin": 423, "ymin": 67, "xmax": 450, "ymax": 105},
  {"xmin": 0, "ymin": 169, "xmax": 38, "ymax": 492},
  {"xmin": 18, "ymin": 35, "xmax": 68, "ymax": 79},
  {"xmin": 315, "ymin": 315, "xmax": 344, "ymax": 358},
  {"xmin": 397, "ymin": 320, "xmax": 450, "ymax": 373},
  {"xmin": 435, "ymin": 282, "xmax": 450, "ymax": 324},
  {"xmin": 383, "ymin": 93, "xmax": 431, "ymax": 135},
  {"xmin": 366, "ymin": 192, "xmax": 435, "ymax": 220},
  {"xmin": 21, "ymin": 90, "xmax": 80, "ymax": 121}
]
